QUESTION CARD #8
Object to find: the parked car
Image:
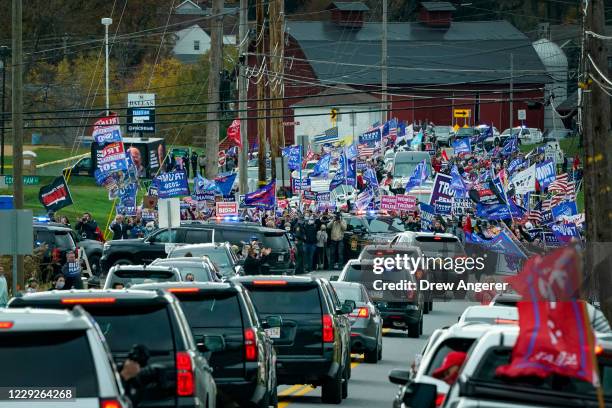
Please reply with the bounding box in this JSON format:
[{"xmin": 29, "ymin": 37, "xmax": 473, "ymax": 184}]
[
  {"xmin": 132, "ymin": 281, "xmax": 278, "ymax": 408},
  {"xmin": 331, "ymin": 281, "xmax": 383, "ymax": 363},
  {"xmin": 103, "ymin": 265, "xmax": 181, "ymax": 289},
  {"xmin": 433, "ymin": 126, "xmax": 454, "ymax": 146},
  {"xmin": 9, "ymin": 289, "xmax": 218, "ymax": 408},
  {"xmin": 236, "ymin": 275, "xmax": 353, "ymax": 404},
  {"xmin": 499, "ymin": 126, "xmax": 543, "ymax": 145},
  {"xmin": 0, "ymin": 307, "xmax": 131, "ymax": 408}
]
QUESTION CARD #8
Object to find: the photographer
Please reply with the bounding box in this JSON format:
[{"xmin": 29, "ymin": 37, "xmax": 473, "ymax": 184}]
[
  {"xmin": 243, "ymin": 244, "xmax": 273, "ymax": 275},
  {"xmin": 75, "ymin": 212, "xmax": 98, "ymax": 240},
  {"xmin": 119, "ymin": 345, "xmax": 162, "ymax": 407}
]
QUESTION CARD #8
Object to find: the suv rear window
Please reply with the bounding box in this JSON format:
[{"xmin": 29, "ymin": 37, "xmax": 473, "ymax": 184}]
[
  {"xmin": 89, "ymin": 305, "xmax": 174, "ymax": 353},
  {"xmin": 248, "ymin": 285, "xmax": 322, "ymax": 314},
  {"xmin": 426, "ymin": 338, "xmax": 475, "ymax": 376},
  {"xmin": 333, "ymin": 285, "xmax": 364, "ymax": 303},
  {"xmin": 180, "ymin": 293, "xmax": 243, "ymax": 328},
  {"xmin": 53, "ymin": 231, "xmax": 76, "ymax": 250},
  {"xmin": 0, "ymin": 330, "xmax": 98, "ymax": 396},
  {"xmin": 262, "ymin": 233, "xmax": 289, "ymax": 250},
  {"xmin": 110, "ymin": 270, "xmax": 178, "ymax": 287},
  {"xmin": 415, "ymin": 237, "xmax": 464, "ymax": 254}
]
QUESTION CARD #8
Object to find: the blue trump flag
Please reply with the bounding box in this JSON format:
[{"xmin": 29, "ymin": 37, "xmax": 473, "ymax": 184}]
[
  {"xmin": 466, "ymin": 231, "xmax": 526, "ymax": 259},
  {"xmin": 363, "ymin": 168, "xmax": 379, "ymax": 190},
  {"xmin": 507, "ymin": 158, "xmax": 524, "ymax": 174},
  {"xmin": 450, "ymin": 165, "xmax": 468, "ymax": 197},
  {"xmin": 345, "ymin": 143, "xmax": 358, "ymax": 160},
  {"xmin": 410, "ymin": 130, "xmax": 423, "ymax": 150},
  {"xmin": 244, "ymin": 180, "xmax": 276, "ymax": 209},
  {"xmin": 501, "ymin": 135, "xmax": 518, "ymax": 156},
  {"xmin": 536, "ymin": 159, "xmax": 556, "ymax": 190},
  {"xmin": 452, "ymin": 137, "xmax": 471, "ymax": 154},
  {"xmin": 330, "ymin": 154, "xmax": 347, "ymax": 191},
  {"xmin": 419, "ymin": 203, "xmax": 436, "ymax": 232},
  {"xmin": 310, "ymin": 153, "xmax": 331, "ymax": 178},
  {"xmin": 473, "ymin": 125, "xmax": 492, "ymax": 145},
  {"xmin": 154, "ymin": 170, "xmax": 190, "ymax": 199},
  {"xmin": 346, "ymin": 158, "xmax": 357, "ymax": 186},
  {"xmin": 405, "ymin": 160, "xmax": 429, "ymax": 193},
  {"xmin": 214, "ymin": 172, "xmax": 237, "ymax": 196},
  {"xmin": 282, "ymin": 145, "xmax": 302, "ymax": 171}
]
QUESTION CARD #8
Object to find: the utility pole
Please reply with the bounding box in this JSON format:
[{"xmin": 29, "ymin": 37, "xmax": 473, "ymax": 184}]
[
  {"xmin": 205, "ymin": 0, "xmax": 224, "ymax": 179},
  {"xmin": 12, "ymin": 0, "xmax": 24, "ymax": 291},
  {"xmin": 238, "ymin": 0, "xmax": 249, "ymax": 194},
  {"xmin": 0, "ymin": 45, "xmax": 8, "ymax": 175},
  {"xmin": 582, "ymin": 0, "xmax": 612, "ymax": 322},
  {"xmin": 509, "ymin": 53, "xmax": 514, "ymax": 129},
  {"xmin": 101, "ymin": 18, "xmax": 112, "ymax": 116},
  {"xmin": 256, "ymin": 0, "xmax": 267, "ymax": 185},
  {"xmin": 381, "ymin": 0, "xmax": 388, "ymax": 124},
  {"xmin": 269, "ymin": 0, "xmax": 278, "ymax": 181}
]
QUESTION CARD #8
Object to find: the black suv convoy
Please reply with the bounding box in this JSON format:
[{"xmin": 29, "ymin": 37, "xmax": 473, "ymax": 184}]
[
  {"xmin": 237, "ymin": 276, "xmax": 353, "ymax": 404},
  {"xmin": 9, "ymin": 289, "xmax": 217, "ymax": 408},
  {"xmin": 100, "ymin": 222, "xmax": 293, "ymax": 275},
  {"xmin": 133, "ymin": 281, "xmax": 278, "ymax": 408}
]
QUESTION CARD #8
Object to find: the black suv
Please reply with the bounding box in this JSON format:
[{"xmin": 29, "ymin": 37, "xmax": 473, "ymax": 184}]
[
  {"xmin": 100, "ymin": 222, "xmax": 293, "ymax": 275},
  {"xmin": 133, "ymin": 281, "xmax": 278, "ymax": 407},
  {"xmin": 341, "ymin": 214, "xmax": 406, "ymax": 261},
  {"xmin": 237, "ymin": 276, "xmax": 352, "ymax": 404},
  {"xmin": 9, "ymin": 289, "xmax": 217, "ymax": 408}
]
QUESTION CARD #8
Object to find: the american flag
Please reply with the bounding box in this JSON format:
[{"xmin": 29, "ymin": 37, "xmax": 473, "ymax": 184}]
[
  {"xmin": 527, "ymin": 209, "xmax": 542, "ymax": 224},
  {"xmin": 302, "ymin": 145, "xmax": 315, "ymax": 168},
  {"xmin": 358, "ymin": 144, "xmax": 376, "ymax": 157},
  {"xmin": 542, "ymin": 173, "xmax": 576, "ymax": 209},
  {"xmin": 388, "ymin": 118, "xmax": 398, "ymax": 140}
]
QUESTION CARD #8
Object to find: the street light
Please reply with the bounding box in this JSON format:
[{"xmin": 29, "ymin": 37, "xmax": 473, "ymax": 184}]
[
  {"xmin": 0, "ymin": 45, "xmax": 9, "ymax": 175},
  {"xmin": 101, "ymin": 17, "xmax": 113, "ymax": 116}
]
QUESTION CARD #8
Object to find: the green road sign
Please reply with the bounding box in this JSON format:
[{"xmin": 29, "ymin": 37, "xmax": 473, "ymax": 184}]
[{"xmin": 0, "ymin": 175, "xmax": 40, "ymax": 188}]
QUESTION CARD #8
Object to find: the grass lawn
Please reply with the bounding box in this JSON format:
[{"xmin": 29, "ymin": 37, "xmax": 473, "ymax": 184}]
[
  {"xmin": 3, "ymin": 145, "xmax": 89, "ymax": 167},
  {"xmin": 519, "ymin": 137, "xmax": 583, "ymax": 157}
]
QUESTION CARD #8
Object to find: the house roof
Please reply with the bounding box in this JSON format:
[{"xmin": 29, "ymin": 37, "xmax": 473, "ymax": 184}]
[
  {"xmin": 420, "ymin": 2, "xmax": 456, "ymax": 12},
  {"xmin": 285, "ymin": 20, "xmax": 550, "ymax": 85},
  {"xmin": 328, "ymin": 1, "xmax": 370, "ymax": 12},
  {"xmin": 291, "ymin": 85, "xmax": 379, "ymax": 107}
]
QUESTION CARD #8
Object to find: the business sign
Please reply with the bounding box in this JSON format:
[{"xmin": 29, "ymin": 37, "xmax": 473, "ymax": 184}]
[
  {"xmin": 216, "ymin": 201, "xmax": 238, "ymax": 216},
  {"xmin": 453, "ymin": 109, "xmax": 471, "ymax": 118},
  {"xmin": 127, "ymin": 93, "xmax": 156, "ymax": 133}
]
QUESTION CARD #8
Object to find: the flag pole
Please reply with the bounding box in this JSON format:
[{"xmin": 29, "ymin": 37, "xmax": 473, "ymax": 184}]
[{"xmin": 299, "ymin": 146, "xmax": 303, "ymax": 211}]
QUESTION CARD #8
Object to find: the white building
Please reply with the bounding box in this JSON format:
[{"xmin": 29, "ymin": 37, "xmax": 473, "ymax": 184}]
[{"xmin": 291, "ymin": 86, "xmax": 380, "ymax": 146}]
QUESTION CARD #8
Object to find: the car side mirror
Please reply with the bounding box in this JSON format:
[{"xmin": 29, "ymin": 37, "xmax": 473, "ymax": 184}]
[
  {"xmin": 402, "ymin": 382, "xmax": 437, "ymax": 408},
  {"xmin": 388, "ymin": 368, "xmax": 412, "ymax": 385},
  {"xmin": 330, "ymin": 275, "xmax": 339, "ymax": 281},
  {"xmin": 262, "ymin": 315, "xmax": 282, "ymax": 329},
  {"xmin": 234, "ymin": 265, "xmax": 243, "ymax": 275},
  {"xmin": 147, "ymin": 236, "xmax": 155, "ymax": 244},
  {"xmin": 197, "ymin": 335, "xmax": 225, "ymax": 353},
  {"xmin": 340, "ymin": 300, "xmax": 355, "ymax": 314}
]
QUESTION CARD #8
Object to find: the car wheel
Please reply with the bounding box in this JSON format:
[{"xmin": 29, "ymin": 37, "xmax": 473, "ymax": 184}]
[
  {"xmin": 89, "ymin": 254, "xmax": 101, "ymax": 276},
  {"xmin": 377, "ymin": 340, "xmax": 383, "ymax": 361},
  {"xmin": 407, "ymin": 322, "xmax": 420, "ymax": 338},
  {"xmin": 341, "ymin": 364, "xmax": 349, "ymax": 399},
  {"xmin": 113, "ymin": 258, "xmax": 132, "ymax": 266},
  {"xmin": 321, "ymin": 372, "xmax": 343, "ymax": 404},
  {"xmin": 365, "ymin": 344, "xmax": 378, "ymax": 364}
]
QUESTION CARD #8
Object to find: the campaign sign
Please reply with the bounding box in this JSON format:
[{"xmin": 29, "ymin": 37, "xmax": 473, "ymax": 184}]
[
  {"xmin": 380, "ymin": 195, "xmax": 397, "ymax": 210},
  {"xmin": 303, "ymin": 190, "xmax": 317, "ymax": 201},
  {"xmin": 452, "ymin": 198, "xmax": 472, "ymax": 215},
  {"xmin": 292, "ymin": 178, "xmax": 311, "ymax": 192},
  {"xmin": 552, "ymin": 223, "xmax": 579, "ymax": 244},
  {"xmin": 536, "ymin": 160, "xmax": 556, "ymax": 190},
  {"xmin": 429, "ymin": 173, "xmax": 455, "ymax": 207},
  {"xmin": 396, "ymin": 194, "xmax": 417, "ymax": 211},
  {"xmin": 419, "ymin": 203, "xmax": 436, "ymax": 232},
  {"xmin": 216, "ymin": 201, "xmax": 238, "ymax": 216},
  {"xmin": 359, "ymin": 128, "xmax": 382, "ymax": 147},
  {"xmin": 542, "ymin": 231, "xmax": 563, "ymax": 248},
  {"xmin": 316, "ymin": 192, "xmax": 331, "ymax": 202},
  {"xmin": 96, "ymin": 142, "xmax": 128, "ymax": 174},
  {"xmin": 551, "ymin": 201, "xmax": 578, "ymax": 220},
  {"xmin": 154, "ymin": 170, "xmax": 189, "ymax": 199},
  {"xmin": 434, "ymin": 198, "xmax": 452, "ymax": 215},
  {"xmin": 541, "ymin": 209, "xmax": 554, "ymax": 225},
  {"xmin": 318, "ymin": 201, "xmax": 336, "ymax": 212},
  {"xmin": 93, "ymin": 115, "xmax": 122, "ymax": 144}
]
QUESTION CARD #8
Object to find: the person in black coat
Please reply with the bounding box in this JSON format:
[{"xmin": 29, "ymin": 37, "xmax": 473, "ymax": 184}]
[
  {"xmin": 243, "ymin": 247, "xmax": 272, "ymax": 275},
  {"xmin": 75, "ymin": 212, "xmax": 98, "ymax": 240},
  {"xmin": 109, "ymin": 215, "xmax": 132, "ymax": 240}
]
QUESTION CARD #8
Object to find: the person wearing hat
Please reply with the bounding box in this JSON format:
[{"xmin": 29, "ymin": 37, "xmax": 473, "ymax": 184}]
[{"xmin": 432, "ymin": 351, "xmax": 467, "ymax": 385}]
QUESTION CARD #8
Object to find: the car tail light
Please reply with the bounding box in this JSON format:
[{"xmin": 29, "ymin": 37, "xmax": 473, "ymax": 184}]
[
  {"xmin": 244, "ymin": 328, "xmax": 258, "ymax": 361},
  {"xmin": 435, "ymin": 392, "xmax": 446, "ymax": 407},
  {"xmin": 100, "ymin": 399, "xmax": 121, "ymax": 408},
  {"xmin": 433, "ymin": 236, "xmax": 442, "ymax": 240},
  {"xmin": 349, "ymin": 307, "xmax": 369, "ymax": 318},
  {"xmin": 167, "ymin": 288, "xmax": 200, "ymax": 293},
  {"xmin": 596, "ymin": 344, "xmax": 604, "ymax": 355},
  {"xmin": 322, "ymin": 314, "xmax": 334, "ymax": 343},
  {"xmin": 252, "ymin": 280, "xmax": 287, "ymax": 286},
  {"xmin": 0, "ymin": 321, "xmax": 14, "ymax": 329},
  {"xmin": 100, "ymin": 398, "xmax": 123, "ymax": 408},
  {"xmin": 289, "ymin": 247, "xmax": 296, "ymax": 263},
  {"xmin": 61, "ymin": 298, "xmax": 116, "ymax": 304},
  {"xmin": 494, "ymin": 318, "xmax": 518, "ymax": 325},
  {"xmin": 176, "ymin": 352, "xmax": 195, "ymax": 397}
]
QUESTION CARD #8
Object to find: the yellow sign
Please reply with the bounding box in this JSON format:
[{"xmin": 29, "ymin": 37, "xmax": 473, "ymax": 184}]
[
  {"xmin": 330, "ymin": 108, "xmax": 338, "ymax": 127},
  {"xmin": 453, "ymin": 124, "xmax": 460, "ymax": 133},
  {"xmin": 453, "ymin": 109, "xmax": 471, "ymax": 118}
]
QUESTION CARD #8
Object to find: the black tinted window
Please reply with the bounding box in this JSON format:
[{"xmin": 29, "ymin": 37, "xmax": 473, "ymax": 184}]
[
  {"xmin": 184, "ymin": 229, "xmax": 212, "ymax": 244},
  {"xmin": 262, "ymin": 233, "xmax": 289, "ymax": 250},
  {"xmin": 54, "ymin": 231, "xmax": 76, "ymax": 250},
  {"xmin": 0, "ymin": 330, "xmax": 98, "ymax": 396},
  {"xmin": 109, "ymin": 270, "xmax": 178, "ymax": 287},
  {"xmin": 248, "ymin": 286, "xmax": 322, "ymax": 314},
  {"xmin": 180, "ymin": 293, "xmax": 243, "ymax": 328},
  {"xmin": 90, "ymin": 305, "xmax": 174, "ymax": 353},
  {"xmin": 218, "ymin": 229, "xmax": 251, "ymax": 245},
  {"xmin": 415, "ymin": 237, "xmax": 464, "ymax": 254}
]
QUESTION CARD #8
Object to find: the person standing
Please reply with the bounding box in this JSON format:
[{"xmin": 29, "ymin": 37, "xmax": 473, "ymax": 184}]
[
  {"xmin": 0, "ymin": 265, "xmax": 8, "ymax": 307},
  {"xmin": 109, "ymin": 215, "xmax": 131, "ymax": 240},
  {"xmin": 61, "ymin": 251, "xmax": 83, "ymax": 290},
  {"xmin": 303, "ymin": 216, "xmax": 318, "ymax": 272},
  {"xmin": 198, "ymin": 152, "xmax": 207, "ymax": 175},
  {"xmin": 76, "ymin": 212, "xmax": 98, "ymax": 240},
  {"xmin": 190, "ymin": 151, "xmax": 199, "ymax": 177},
  {"xmin": 327, "ymin": 213, "xmax": 347, "ymax": 269},
  {"xmin": 316, "ymin": 225, "xmax": 328, "ymax": 270}
]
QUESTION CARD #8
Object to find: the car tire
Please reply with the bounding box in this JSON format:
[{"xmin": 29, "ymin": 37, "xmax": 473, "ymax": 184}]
[
  {"xmin": 88, "ymin": 254, "xmax": 101, "ymax": 276},
  {"xmin": 377, "ymin": 340, "xmax": 383, "ymax": 361},
  {"xmin": 365, "ymin": 344, "xmax": 378, "ymax": 364},
  {"xmin": 341, "ymin": 364, "xmax": 349, "ymax": 399},
  {"xmin": 321, "ymin": 372, "xmax": 343, "ymax": 404},
  {"xmin": 113, "ymin": 258, "xmax": 133, "ymax": 266},
  {"xmin": 408, "ymin": 322, "xmax": 420, "ymax": 338}
]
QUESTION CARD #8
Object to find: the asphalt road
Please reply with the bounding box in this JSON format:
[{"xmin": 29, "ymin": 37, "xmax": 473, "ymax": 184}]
[{"xmin": 276, "ymin": 270, "xmax": 471, "ymax": 408}]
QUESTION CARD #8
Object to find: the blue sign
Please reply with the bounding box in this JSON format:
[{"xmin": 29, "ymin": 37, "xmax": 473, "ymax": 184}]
[
  {"xmin": 541, "ymin": 209, "xmax": 554, "ymax": 225},
  {"xmin": 419, "ymin": 203, "xmax": 436, "ymax": 232},
  {"xmin": 429, "ymin": 173, "xmax": 455, "ymax": 207},
  {"xmin": 154, "ymin": 170, "xmax": 190, "ymax": 199},
  {"xmin": 551, "ymin": 201, "xmax": 578, "ymax": 220},
  {"xmin": 552, "ymin": 223, "xmax": 579, "ymax": 243},
  {"xmin": 292, "ymin": 178, "xmax": 311, "ymax": 191},
  {"xmin": 359, "ymin": 128, "xmax": 382, "ymax": 145},
  {"xmin": 434, "ymin": 199, "xmax": 452, "ymax": 215},
  {"xmin": 452, "ymin": 137, "xmax": 471, "ymax": 154},
  {"xmin": 536, "ymin": 160, "xmax": 556, "ymax": 190},
  {"xmin": 282, "ymin": 145, "xmax": 302, "ymax": 171}
]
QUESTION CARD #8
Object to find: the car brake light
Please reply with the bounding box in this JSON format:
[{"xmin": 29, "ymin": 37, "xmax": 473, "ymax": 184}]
[
  {"xmin": 252, "ymin": 280, "xmax": 287, "ymax": 286},
  {"xmin": 435, "ymin": 392, "xmax": 446, "ymax": 407},
  {"xmin": 350, "ymin": 307, "xmax": 369, "ymax": 318},
  {"xmin": 244, "ymin": 328, "xmax": 258, "ymax": 361},
  {"xmin": 0, "ymin": 321, "xmax": 14, "ymax": 329},
  {"xmin": 100, "ymin": 399, "xmax": 121, "ymax": 408},
  {"xmin": 175, "ymin": 351, "xmax": 194, "ymax": 397},
  {"xmin": 167, "ymin": 288, "xmax": 200, "ymax": 293},
  {"xmin": 322, "ymin": 314, "xmax": 334, "ymax": 343},
  {"xmin": 596, "ymin": 344, "xmax": 604, "ymax": 355},
  {"xmin": 434, "ymin": 236, "xmax": 442, "ymax": 240},
  {"xmin": 61, "ymin": 298, "xmax": 116, "ymax": 304},
  {"xmin": 494, "ymin": 318, "xmax": 518, "ymax": 325}
]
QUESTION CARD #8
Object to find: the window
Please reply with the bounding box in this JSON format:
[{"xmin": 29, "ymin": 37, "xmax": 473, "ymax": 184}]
[
  {"xmin": 150, "ymin": 229, "xmax": 177, "ymax": 243},
  {"xmin": 194, "ymin": 40, "xmax": 200, "ymax": 51},
  {"xmin": 184, "ymin": 229, "xmax": 212, "ymax": 244},
  {"xmin": 248, "ymin": 286, "xmax": 322, "ymax": 314},
  {"xmin": 180, "ymin": 293, "xmax": 243, "ymax": 328}
]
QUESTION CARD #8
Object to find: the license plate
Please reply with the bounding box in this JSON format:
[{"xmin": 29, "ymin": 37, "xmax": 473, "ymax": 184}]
[
  {"xmin": 370, "ymin": 291, "xmax": 383, "ymax": 300},
  {"xmin": 265, "ymin": 327, "xmax": 281, "ymax": 339},
  {"xmin": 278, "ymin": 255, "xmax": 284, "ymax": 262}
]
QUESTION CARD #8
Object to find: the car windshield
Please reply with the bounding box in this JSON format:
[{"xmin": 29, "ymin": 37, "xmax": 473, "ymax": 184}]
[
  {"xmin": 0, "ymin": 330, "xmax": 98, "ymax": 396},
  {"xmin": 394, "ymin": 162, "xmax": 432, "ymax": 179},
  {"xmin": 434, "ymin": 126, "xmax": 450, "ymax": 135},
  {"xmin": 456, "ymin": 128, "xmax": 474, "ymax": 137},
  {"xmin": 414, "ymin": 236, "xmax": 463, "ymax": 255},
  {"xmin": 365, "ymin": 218, "xmax": 405, "ymax": 233},
  {"xmin": 54, "ymin": 231, "xmax": 76, "ymax": 250},
  {"xmin": 108, "ymin": 269, "xmax": 178, "ymax": 288},
  {"xmin": 262, "ymin": 233, "xmax": 289, "ymax": 250},
  {"xmin": 90, "ymin": 304, "xmax": 174, "ymax": 353},
  {"xmin": 153, "ymin": 261, "xmax": 213, "ymax": 281},
  {"xmin": 180, "ymin": 293, "xmax": 243, "ymax": 328},
  {"xmin": 248, "ymin": 285, "xmax": 322, "ymax": 314},
  {"xmin": 171, "ymin": 247, "xmax": 232, "ymax": 269},
  {"xmin": 332, "ymin": 285, "xmax": 364, "ymax": 303}
]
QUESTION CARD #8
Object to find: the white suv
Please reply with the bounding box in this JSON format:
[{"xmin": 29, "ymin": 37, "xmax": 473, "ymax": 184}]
[{"xmin": 0, "ymin": 307, "xmax": 130, "ymax": 408}]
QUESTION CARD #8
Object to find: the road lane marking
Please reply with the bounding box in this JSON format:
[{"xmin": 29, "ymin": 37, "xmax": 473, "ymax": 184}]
[
  {"xmin": 383, "ymin": 328, "xmax": 391, "ymax": 334},
  {"xmin": 278, "ymin": 384, "xmax": 309, "ymax": 397}
]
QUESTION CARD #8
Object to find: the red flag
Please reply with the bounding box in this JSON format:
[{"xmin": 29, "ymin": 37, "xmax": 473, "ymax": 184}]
[
  {"xmin": 441, "ymin": 149, "xmax": 450, "ymax": 162},
  {"xmin": 497, "ymin": 247, "xmax": 599, "ymax": 386},
  {"xmin": 227, "ymin": 119, "xmax": 241, "ymax": 148}
]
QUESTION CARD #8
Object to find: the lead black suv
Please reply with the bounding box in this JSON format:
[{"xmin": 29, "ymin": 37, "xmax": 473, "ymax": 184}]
[
  {"xmin": 133, "ymin": 281, "xmax": 278, "ymax": 408},
  {"xmin": 100, "ymin": 221, "xmax": 293, "ymax": 275},
  {"xmin": 236, "ymin": 275, "xmax": 352, "ymax": 404},
  {"xmin": 8, "ymin": 289, "xmax": 217, "ymax": 408}
]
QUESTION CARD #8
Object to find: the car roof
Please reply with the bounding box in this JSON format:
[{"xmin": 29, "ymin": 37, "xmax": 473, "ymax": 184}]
[
  {"xmin": 330, "ymin": 281, "xmax": 363, "ymax": 289},
  {"xmin": 171, "ymin": 243, "xmax": 229, "ymax": 250},
  {"xmin": 131, "ymin": 281, "xmax": 237, "ymax": 292},
  {"xmin": 152, "ymin": 257, "xmax": 208, "ymax": 264},
  {"xmin": 460, "ymin": 305, "xmax": 518, "ymax": 323},
  {"xmin": 398, "ymin": 231, "xmax": 458, "ymax": 239},
  {"xmin": 443, "ymin": 321, "xmax": 501, "ymax": 338},
  {"xmin": 33, "ymin": 222, "xmax": 73, "ymax": 231},
  {"xmin": 181, "ymin": 221, "xmax": 284, "ymax": 233},
  {"xmin": 0, "ymin": 307, "xmax": 93, "ymax": 331},
  {"xmin": 10, "ymin": 289, "xmax": 171, "ymax": 303},
  {"xmin": 110, "ymin": 265, "xmax": 177, "ymax": 272},
  {"xmin": 235, "ymin": 275, "xmax": 317, "ymax": 285}
]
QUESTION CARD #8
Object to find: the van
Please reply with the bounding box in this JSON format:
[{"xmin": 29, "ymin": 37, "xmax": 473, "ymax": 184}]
[{"xmin": 390, "ymin": 151, "xmax": 433, "ymax": 202}]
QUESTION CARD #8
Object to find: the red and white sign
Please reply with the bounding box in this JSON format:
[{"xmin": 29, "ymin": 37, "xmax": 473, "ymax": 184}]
[
  {"xmin": 380, "ymin": 195, "xmax": 396, "ymax": 210},
  {"xmin": 216, "ymin": 201, "xmax": 238, "ymax": 216},
  {"xmin": 277, "ymin": 199, "xmax": 289, "ymax": 209},
  {"xmin": 396, "ymin": 194, "xmax": 417, "ymax": 211},
  {"xmin": 218, "ymin": 150, "xmax": 226, "ymax": 167}
]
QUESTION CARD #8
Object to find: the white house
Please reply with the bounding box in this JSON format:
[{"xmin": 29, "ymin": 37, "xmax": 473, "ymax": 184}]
[
  {"xmin": 291, "ymin": 86, "xmax": 380, "ymax": 146},
  {"xmin": 173, "ymin": 24, "xmax": 211, "ymax": 62}
]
